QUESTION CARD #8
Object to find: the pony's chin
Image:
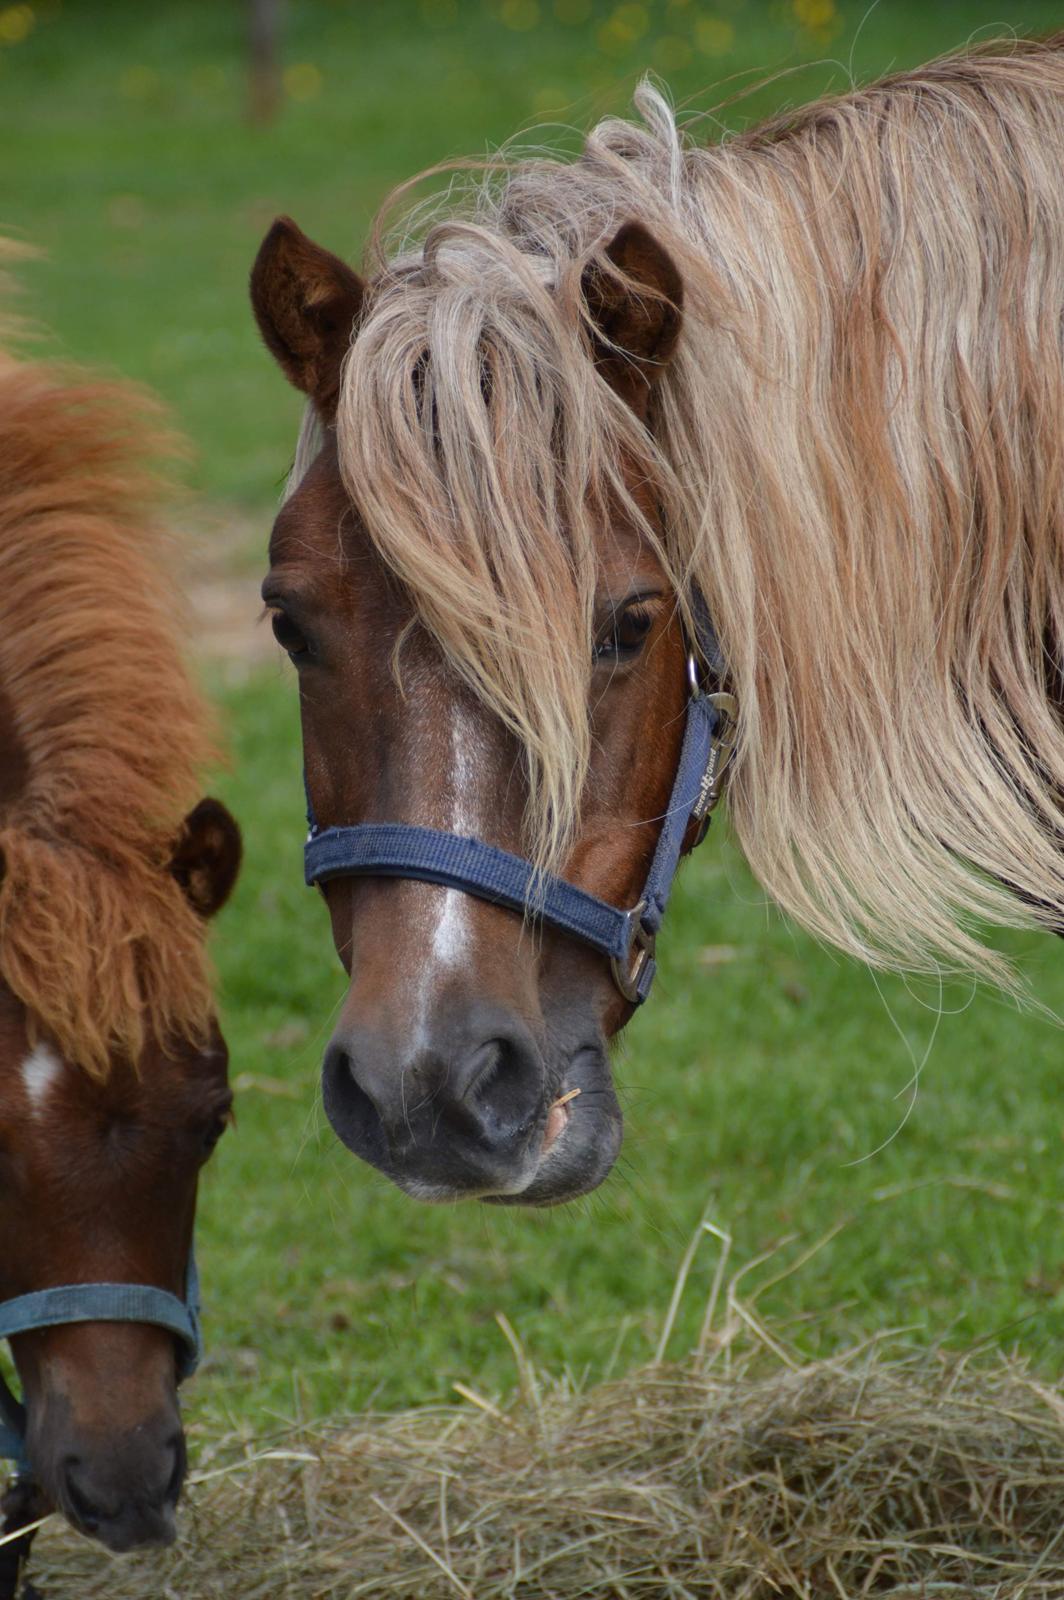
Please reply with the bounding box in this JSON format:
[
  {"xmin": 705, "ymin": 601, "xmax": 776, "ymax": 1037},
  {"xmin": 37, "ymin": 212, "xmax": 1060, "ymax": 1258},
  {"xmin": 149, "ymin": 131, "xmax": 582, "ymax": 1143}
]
[
  {"xmin": 74, "ymin": 1503, "xmax": 178, "ymax": 1554},
  {"xmin": 481, "ymin": 1065, "xmax": 624, "ymax": 1207},
  {"xmin": 381, "ymin": 1064, "xmax": 624, "ymax": 1207},
  {"xmin": 479, "ymin": 1111, "xmax": 623, "ymax": 1205},
  {"xmin": 384, "ymin": 1109, "xmax": 623, "ymax": 1206}
]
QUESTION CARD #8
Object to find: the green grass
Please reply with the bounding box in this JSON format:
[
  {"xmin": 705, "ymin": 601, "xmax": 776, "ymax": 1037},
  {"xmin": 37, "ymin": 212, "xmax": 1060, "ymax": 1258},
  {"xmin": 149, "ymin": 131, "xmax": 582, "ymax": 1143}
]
[{"xmin": 4, "ymin": 0, "xmax": 1064, "ymax": 1439}]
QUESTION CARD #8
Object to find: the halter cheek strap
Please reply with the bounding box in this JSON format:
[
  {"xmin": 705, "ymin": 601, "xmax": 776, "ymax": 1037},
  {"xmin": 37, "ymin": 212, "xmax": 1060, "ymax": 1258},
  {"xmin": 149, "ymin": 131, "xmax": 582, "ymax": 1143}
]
[
  {"xmin": 0, "ymin": 1253, "xmax": 202, "ymax": 1474},
  {"xmin": 303, "ymin": 596, "xmax": 737, "ymax": 1005}
]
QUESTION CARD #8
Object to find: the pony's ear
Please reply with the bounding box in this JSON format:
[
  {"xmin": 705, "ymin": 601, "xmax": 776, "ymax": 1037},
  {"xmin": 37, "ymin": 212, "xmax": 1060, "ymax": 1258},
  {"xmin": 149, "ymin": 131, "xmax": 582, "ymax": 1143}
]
[
  {"xmin": 250, "ymin": 216, "xmax": 364, "ymax": 419},
  {"xmin": 581, "ymin": 220, "xmax": 683, "ymax": 417},
  {"xmin": 169, "ymin": 798, "xmax": 242, "ymax": 920}
]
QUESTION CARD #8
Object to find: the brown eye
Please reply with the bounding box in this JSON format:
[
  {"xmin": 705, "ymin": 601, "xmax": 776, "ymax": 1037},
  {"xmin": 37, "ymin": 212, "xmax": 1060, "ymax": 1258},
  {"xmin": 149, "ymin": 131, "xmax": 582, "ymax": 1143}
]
[
  {"xmin": 203, "ymin": 1119, "xmax": 225, "ymax": 1154},
  {"xmin": 595, "ymin": 603, "xmax": 655, "ymax": 663},
  {"xmin": 197, "ymin": 1087, "xmax": 234, "ymax": 1161},
  {"xmin": 269, "ymin": 608, "xmax": 309, "ymax": 660},
  {"xmin": 200, "ymin": 1111, "xmax": 231, "ymax": 1160}
]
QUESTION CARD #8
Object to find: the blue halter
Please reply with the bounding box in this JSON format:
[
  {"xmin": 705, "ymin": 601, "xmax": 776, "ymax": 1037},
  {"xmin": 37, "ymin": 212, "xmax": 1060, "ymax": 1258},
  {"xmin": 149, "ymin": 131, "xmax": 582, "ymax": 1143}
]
[
  {"xmin": 304, "ymin": 601, "xmax": 737, "ymax": 1004},
  {"xmin": 0, "ymin": 1255, "xmax": 202, "ymax": 1475}
]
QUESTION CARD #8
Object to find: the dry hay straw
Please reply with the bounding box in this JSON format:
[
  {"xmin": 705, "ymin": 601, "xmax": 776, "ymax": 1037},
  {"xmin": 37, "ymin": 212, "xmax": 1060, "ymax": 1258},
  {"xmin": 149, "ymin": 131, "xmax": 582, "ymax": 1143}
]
[{"xmin": 25, "ymin": 1326, "xmax": 1064, "ymax": 1598}]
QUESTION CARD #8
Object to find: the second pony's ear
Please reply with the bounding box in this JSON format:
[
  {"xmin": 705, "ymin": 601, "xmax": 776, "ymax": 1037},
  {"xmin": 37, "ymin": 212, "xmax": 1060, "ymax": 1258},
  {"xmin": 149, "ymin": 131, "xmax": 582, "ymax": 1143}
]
[
  {"xmin": 250, "ymin": 216, "xmax": 365, "ymax": 419},
  {"xmin": 581, "ymin": 220, "xmax": 684, "ymax": 418},
  {"xmin": 169, "ymin": 798, "xmax": 243, "ymax": 920}
]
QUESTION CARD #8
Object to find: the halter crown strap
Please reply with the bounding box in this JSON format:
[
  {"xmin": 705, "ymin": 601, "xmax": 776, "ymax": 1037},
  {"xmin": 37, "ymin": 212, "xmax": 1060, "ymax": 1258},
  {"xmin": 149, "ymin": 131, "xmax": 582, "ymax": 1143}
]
[{"xmin": 303, "ymin": 592, "xmax": 736, "ymax": 1005}]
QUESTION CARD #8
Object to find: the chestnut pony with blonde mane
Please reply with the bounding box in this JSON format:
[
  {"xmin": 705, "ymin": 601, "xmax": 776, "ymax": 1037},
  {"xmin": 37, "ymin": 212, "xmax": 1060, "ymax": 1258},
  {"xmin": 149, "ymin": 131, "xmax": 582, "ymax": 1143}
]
[
  {"xmin": 0, "ymin": 248, "xmax": 241, "ymax": 1560},
  {"xmin": 252, "ymin": 36, "xmax": 1064, "ymax": 1206}
]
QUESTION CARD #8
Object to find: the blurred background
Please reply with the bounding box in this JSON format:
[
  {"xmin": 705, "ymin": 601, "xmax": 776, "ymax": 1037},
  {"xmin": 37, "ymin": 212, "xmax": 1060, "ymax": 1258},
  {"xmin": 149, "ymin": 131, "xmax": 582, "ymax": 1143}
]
[{"xmin": 4, "ymin": 0, "xmax": 1064, "ymax": 1449}]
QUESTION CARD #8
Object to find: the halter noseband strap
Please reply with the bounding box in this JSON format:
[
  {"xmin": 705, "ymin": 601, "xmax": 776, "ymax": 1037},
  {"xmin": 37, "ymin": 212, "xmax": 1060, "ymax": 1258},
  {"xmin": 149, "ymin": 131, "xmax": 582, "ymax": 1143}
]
[
  {"xmin": 303, "ymin": 594, "xmax": 737, "ymax": 1005},
  {"xmin": 0, "ymin": 1255, "xmax": 202, "ymax": 1473}
]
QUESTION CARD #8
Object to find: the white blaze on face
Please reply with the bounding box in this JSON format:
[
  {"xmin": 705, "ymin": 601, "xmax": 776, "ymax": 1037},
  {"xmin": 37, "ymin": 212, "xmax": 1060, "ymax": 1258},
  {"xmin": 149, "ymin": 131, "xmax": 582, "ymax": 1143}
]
[
  {"xmin": 403, "ymin": 705, "xmax": 483, "ymax": 1063},
  {"xmin": 431, "ymin": 709, "xmax": 477, "ymax": 969},
  {"xmin": 20, "ymin": 1042, "xmax": 63, "ymax": 1116}
]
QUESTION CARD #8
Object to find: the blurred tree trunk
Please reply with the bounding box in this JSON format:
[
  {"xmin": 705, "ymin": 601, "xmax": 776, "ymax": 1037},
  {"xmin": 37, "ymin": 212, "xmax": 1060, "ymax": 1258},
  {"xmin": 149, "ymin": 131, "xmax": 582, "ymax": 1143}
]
[{"xmin": 248, "ymin": 0, "xmax": 283, "ymax": 125}]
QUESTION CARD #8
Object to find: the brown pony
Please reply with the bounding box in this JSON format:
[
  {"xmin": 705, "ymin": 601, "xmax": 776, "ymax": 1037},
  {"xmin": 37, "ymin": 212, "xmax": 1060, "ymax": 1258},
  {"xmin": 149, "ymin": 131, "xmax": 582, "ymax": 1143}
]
[
  {"xmin": 0, "ymin": 261, "xmax": 240, "ymax": 1555},
  {"xmin": 251, "ymin": 37, "xmax": 1064, "ymax": 1205}
]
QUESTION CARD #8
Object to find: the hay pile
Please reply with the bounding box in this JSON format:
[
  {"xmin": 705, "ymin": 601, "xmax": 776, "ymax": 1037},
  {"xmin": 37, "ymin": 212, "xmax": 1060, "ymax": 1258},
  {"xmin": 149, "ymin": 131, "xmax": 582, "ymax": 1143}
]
[{"xmin": 27, "ymin": 1341, "xmax": 1064, "ymax": 1599}]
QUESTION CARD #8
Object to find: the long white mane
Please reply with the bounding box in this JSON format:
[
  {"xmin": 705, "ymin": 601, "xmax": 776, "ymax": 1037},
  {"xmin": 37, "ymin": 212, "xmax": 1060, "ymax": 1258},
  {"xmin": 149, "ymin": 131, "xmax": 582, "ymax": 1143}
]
[{"xmin": 305, "ymin": 36, "xmax": 1064, "ymax": 988}]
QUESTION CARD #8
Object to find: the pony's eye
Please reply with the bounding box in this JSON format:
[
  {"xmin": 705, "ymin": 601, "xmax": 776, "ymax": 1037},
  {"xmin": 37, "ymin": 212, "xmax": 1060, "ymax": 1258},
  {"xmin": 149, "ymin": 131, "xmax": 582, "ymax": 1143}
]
[
  {"xmin": 269, "ymin": 608, "xmax": 310, "ymax": 660},
  {"xmin": 201, "ymin": 1113, "xmax": 229, "ymax": 1159},
  {"xmin": 595, "ymin": 604, "xmax": 655, "ymax": 663}
]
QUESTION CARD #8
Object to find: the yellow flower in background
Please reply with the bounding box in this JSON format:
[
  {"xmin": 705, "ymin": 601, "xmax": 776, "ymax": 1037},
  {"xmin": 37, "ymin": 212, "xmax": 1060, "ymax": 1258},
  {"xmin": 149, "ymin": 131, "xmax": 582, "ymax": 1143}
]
[
  {"xmin": 119, "ymin": 64, "xmax": 158, "ymax": 100},
  {"xmin": 653, "ymin": 34, "xmax": 693, "ymax": 72},
  {"xmin": 531, "ymin": 85, "xmax": 566, "ymax": 114},
  {"xmin": 612, "ymin": 4, "xmax": 649, "ymax": 41},
  {"xmin": 794, "ymin": 0, "xmax": 837, "ymax": 28},
  {"xmin": 500, "ymin": 0, "xmax": 540, "ymax": 30},
  {"xmin": 283, "ymin": 62, "xmax": 323, "ymax": 102},
  {"xmin": 597, "ymin": 2, "xmax": 649, "ymax": 54},
  {"xmin": 695, "ymin": 15, "xmax": 735, "ymax": 55},
  {"xmin": 0, "ymin": 4, "xmax": 33, "ymax": 45},
  {"xmin": 553, "ymin": 0, "xmax": 591, "ymax": 22}
]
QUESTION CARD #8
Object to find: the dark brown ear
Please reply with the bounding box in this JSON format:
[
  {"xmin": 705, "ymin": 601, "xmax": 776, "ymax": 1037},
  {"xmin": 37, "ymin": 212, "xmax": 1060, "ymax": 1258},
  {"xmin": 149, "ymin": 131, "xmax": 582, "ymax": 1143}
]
[
  {"xmin": 250, "ymin": 217, "xmax": 364, "ymax": 418},
  {"xmin": 581, "ymin": 220, "xmax": 683, "ymax": 417},
  {"xmin": 169, "ymin": 798, "xmax": 242, "ymax": 920}
]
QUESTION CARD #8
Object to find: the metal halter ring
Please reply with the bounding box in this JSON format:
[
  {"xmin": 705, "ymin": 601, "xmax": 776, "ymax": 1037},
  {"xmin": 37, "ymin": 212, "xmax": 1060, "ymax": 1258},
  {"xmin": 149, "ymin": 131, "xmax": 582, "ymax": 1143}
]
[{"xmin": 610, "ymin": 901, "xmax": 657, "ymax": 1004}]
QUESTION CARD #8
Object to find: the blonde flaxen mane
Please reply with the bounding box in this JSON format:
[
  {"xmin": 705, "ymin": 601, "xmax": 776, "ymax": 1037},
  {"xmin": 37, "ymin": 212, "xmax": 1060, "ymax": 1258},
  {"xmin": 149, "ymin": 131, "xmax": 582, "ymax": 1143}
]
[
  {"xmin": 310, "ymin": 35, "xmax": 1064, "ymax": 990},
  {"xmin": 0, "ymin": 251, "xmax": 216, "ymax": 1073}
]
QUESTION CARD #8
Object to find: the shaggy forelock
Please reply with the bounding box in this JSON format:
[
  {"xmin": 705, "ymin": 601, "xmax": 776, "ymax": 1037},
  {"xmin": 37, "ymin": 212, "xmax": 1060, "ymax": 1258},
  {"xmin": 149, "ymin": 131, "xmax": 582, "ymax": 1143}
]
[
  {"xmin": 333, "ymin": 217, "xmax": 666, "ymax": 866},
  {"xmin": 303, "ymin": 35, "xmax": 1064, "ymax": 988}
]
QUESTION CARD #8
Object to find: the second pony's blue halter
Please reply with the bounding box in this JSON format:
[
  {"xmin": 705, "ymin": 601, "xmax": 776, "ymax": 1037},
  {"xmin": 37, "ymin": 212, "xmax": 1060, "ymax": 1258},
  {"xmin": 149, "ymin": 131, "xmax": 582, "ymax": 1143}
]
[
  {"xmin": 0, "ymin": 1256, "xmax": 202, "ymax": 1474},
  {"xmin": 304, "ymin": 599, "xmax": 737, "ymax": 1005}
]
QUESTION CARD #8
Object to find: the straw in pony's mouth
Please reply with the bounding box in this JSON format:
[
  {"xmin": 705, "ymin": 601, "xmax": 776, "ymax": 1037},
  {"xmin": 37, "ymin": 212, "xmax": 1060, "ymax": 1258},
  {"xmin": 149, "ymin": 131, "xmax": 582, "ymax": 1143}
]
[{"xmin": 541, "ymin": 1087, "xmax": 581, "ymax": 1156}]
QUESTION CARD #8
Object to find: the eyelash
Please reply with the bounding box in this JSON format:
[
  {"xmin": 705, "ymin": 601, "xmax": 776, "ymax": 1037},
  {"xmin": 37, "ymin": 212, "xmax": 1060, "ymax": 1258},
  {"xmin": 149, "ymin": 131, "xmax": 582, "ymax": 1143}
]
[{"xmin": 595, "ymin": 604, "xmax": 655, "ymax": 662}]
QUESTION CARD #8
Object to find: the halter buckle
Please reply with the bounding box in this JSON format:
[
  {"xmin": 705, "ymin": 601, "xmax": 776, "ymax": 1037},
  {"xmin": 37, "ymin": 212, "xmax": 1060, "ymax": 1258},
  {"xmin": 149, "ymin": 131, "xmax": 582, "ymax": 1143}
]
[{"xmin": 611, "ymin": 903, "xmax": 657, "ymax": 1004}]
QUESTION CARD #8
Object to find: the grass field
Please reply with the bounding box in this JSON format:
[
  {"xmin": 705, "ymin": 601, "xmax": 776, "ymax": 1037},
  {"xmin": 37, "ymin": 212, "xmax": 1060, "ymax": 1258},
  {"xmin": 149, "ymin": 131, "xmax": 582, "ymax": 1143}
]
[{"xmin": 4, "ymin": 0, "xmax": 1064, "ymax": 1447}]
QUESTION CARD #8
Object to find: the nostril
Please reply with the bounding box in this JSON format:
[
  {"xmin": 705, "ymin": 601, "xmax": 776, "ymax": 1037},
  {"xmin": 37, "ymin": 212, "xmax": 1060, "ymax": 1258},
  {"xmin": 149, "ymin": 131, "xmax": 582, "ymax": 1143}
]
[
  {"xmin": 163, "ymin": 1431, "xmax": 186, "ymax": 1507},
  {"xmin": 465, "ymin": 1037, "xmax": 504, "ymax": 1098},
  {"xmin": 465, "ymin": 1033, "xmax": 543, "ymax": 1144},
  {"xmin": 62, "ymin": 1457, "xmax": 103, "ymax": 1532},
  {"xmin": 322, "ymin": 1039, "xmax": 390, "ymax": 1162}
]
